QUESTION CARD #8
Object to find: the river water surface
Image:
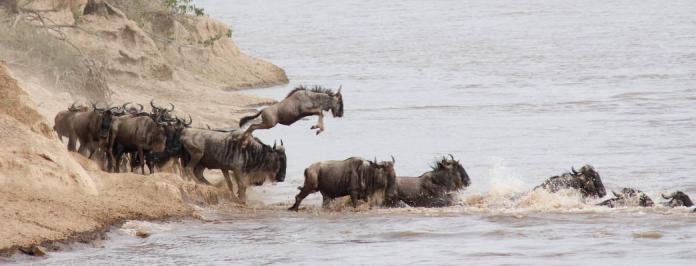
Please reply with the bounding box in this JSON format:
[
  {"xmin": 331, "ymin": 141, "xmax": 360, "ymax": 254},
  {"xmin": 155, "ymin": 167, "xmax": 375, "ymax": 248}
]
[{"xmin": 33, "ymin": 0, "xmax": 696, "ymax": 265}]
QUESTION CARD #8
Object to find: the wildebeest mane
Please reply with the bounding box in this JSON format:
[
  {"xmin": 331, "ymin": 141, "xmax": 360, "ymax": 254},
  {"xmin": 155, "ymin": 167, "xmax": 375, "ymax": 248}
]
[
  {"xmin": 212, "ymin": 134, "xmax": 278, "ymax": 173},
  {"xmin": 285, "ymin": 85, "xmax": 336, "ymax": 98}
]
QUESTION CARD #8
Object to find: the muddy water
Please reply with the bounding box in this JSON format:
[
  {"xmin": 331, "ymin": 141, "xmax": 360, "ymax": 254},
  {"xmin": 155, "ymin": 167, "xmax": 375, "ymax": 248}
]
[{"xmin": 33, "ymin": 0, "xmax": 696, "ymax": 265}]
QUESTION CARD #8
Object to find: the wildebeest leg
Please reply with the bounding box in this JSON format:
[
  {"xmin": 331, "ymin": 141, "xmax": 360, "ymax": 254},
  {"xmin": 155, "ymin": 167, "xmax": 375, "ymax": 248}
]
[
  {"xmin": 67, "ymin": 134, "xmax": 77, "ymax": 152},
  {"xmin": 186, "ymin": 151, "xmax": 206, "ymax": 183},
  {"xmin": 193, "ymin": 165, "xmax": 209, "ymax": 184},
  {"xmin": 350, "ymin": 191, "xmax": 359, "ymax": 208},
  {"xmin": 289, "ymin": 168, "xmax": 319, "ymax": 211},
  {"xmin": 138, "ymin": 148, "xmax": 145, "ymax": 175},
  {"xmin": 242, "ymin": 121, "xmax": 274, "ymax": 145},
  {"xmin": 321, "ymin": 192, "xmax": 331, "ymax": 208},
  {"xmin": 310, "ymin": 111, "xmax": 325, "ymax": 135},
  {"xmin": 221, "ymin": 170, "xmax": 240, "ymax": 202},
  {"xmin": 235, "ymin": 176, "xmax": 248, "ymax": 203}
]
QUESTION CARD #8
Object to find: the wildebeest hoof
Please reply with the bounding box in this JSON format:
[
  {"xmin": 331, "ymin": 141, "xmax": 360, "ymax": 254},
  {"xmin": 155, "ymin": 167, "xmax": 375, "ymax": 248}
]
[{"xmin": 310, "ymin": 125, "xmax": 317, "ymax": 129}]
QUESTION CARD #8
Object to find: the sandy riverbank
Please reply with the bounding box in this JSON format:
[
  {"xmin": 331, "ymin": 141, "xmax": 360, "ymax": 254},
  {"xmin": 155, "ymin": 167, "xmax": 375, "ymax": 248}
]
[{"xmin": 0, "ymin": 0, "xmax": 286, "ymax": 256}]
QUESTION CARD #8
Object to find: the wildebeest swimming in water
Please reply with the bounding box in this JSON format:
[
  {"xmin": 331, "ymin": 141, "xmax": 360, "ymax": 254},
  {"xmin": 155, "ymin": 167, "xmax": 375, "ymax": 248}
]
[
  {"xmin": 180, "ymin": 128, "xmax": 287, "ymax": 203},
  {"xmin": 534, "ymin": 165, "xmax": 606, "ymax": 198},
  {"xmin": 239, "ymin": 85, "xmax": 344, "ymax": 139},
  {"xmin": 288, "ymin": 156, "xmax": 396, "ymax": 211},
  {"xmin": 396, "ymin": 155, "xmax": 471, "ymax": 207},
  {"xmin": 598, "ymin": 188, "xmax": 654, "ymax": 208},
  {"xmin": 661, "ymin": 191, "xmax": 694, "ymax": 208}
]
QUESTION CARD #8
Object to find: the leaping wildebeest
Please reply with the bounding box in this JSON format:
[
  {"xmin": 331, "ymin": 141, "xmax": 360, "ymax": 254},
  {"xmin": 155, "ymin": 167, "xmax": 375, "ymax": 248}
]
[
  {"xmin": 534, "ymin": 165, "xmax": 606, "ymax": 198},
  {"xmin": 288, "ymin": 156, "xmax": 397, "ymax": 211},
  {"xmin": 239, "ymin": 85, "xmax": 344, "ymax": 139},
  {"xmin": 396, "ymin": 155, "xmax": 471, "ymax": 207},
  {"xmin": 180, "ymin": 128, "xmax": 287, "ymax": 203}
]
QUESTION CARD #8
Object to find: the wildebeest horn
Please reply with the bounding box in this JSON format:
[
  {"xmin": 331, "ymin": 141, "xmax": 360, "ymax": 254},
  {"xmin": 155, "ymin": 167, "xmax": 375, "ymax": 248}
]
[
  {"xmin": 449, "ymin": 154, "xmax": 454, "ymax": 161},
  {"xmin": 374, "ymin": 157, "xmax": 378, "ymax": 164},
  {"xmin": 184, "ymin": 114, "xmax": 192, "ymax": 126},
  {"xmin": 391, "ymin": 155, "xmax": 395, "ymax": 163},
  {"xmin": 137, "ymin": 103, "xmax": 144, "ymax": 112},
  {"xmin": 150, "ymin": 99, "xmax": 157, "ymax": 109},
  {"xmin": 337, "ymin": 85, "xmax": 342, "ymax": 95},
  {"xmin": 662, "ymin": 193, "xmax": 671, "ymax": 200},
  {"xmin": 122, "ymin": 102, "xmax": 131, "ymax": 110},
  {"xmin": 280, "ymin": 139, "xmax": 284, "ymax": 146},
  {"xmin": 168, "ymin": 103, "xmax": 175, "ymax": 112},
  {"xmin": 273, "ymin": 140, "xmax": 277, "ymax": 150},
  {"xmin": 612, "ymin": 191, "xmax": 621, "ymax": 198},
  {"xmin": 571, "ymin": 167, "xmax": 578, "ymax": 175}
]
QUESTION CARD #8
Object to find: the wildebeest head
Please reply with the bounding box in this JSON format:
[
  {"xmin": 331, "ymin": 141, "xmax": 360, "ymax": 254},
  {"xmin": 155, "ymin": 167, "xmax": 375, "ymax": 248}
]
[
  {"xmin": 271, "ymin": 140, "xmax": 287, "ymax": 182},
  {"xmin": 368, "ymin": 156, "xmax": 398, "ymax": 203},
  {"xmin": 330, "ymin": 86, "xmax": 344, "ymax": 118},
  {"xmin": 91, "ymin": 103, "xmax": 114, "ymax": 139},
  {"xmin": 150, "ymin": 100, "xmax": 175, "ymax": 122},
  {"xmin": 571, "ymin": 165, "xmax": 606, "ymax": 198},
  {"xmin": 430, "ymin": 155, "xmax": 471, "ymax": 191},
  {"xmin": 661, "ymin": 191, "xmax": 694, "ymax": 207}
]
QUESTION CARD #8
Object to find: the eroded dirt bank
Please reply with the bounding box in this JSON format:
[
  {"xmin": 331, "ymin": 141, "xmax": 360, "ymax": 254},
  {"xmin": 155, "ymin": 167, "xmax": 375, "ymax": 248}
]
[{"xmin": 0, "ymin": 0, "xmax": 287, "ymax": 256}]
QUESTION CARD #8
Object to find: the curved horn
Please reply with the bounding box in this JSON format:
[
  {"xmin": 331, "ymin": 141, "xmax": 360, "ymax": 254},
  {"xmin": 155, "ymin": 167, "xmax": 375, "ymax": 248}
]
[
  {"xmin": 184, "ymin": 114, "xmax": 192, "ymax": 126},
  {"xmin": 391, "ymin": 155, "xmax": 395, "ymax": 163},
  {"xmin": 150, "ymin": 99, "xmax": 157, "ymax": 110},
  {"xmin": 168, "ymin": 103, "xmax": 175, "ymax": 112},
  {"xmin": 337, "ymin": 85, "xmax": 342, "ymax": 94},
  {"xmin": 662, "ymin": 193, "xmax": 671, "ymax": 200},
  {"xmin": 571, "ymin": 167, "xmax": 578, "ymax": 175},
  {"xmin": 122, "ymin": 102, "xmax": 131, "ymax": 110},
  {"xmin": 273, "ymin": 140, "xmax": 277, "ymax": 150},
  {"xmin": 612, "ymin": 190, "xmax": 621, "ymax": 198},
  {"xmin": 280, "ymin": 139, "xmax": 284, "ymax": 146},
  {"xmin": 449, "ymin": 154, "xmax": 454, "ymax": 161},
  {"xmin": 137, "ymin": 103, "xmax": 144, "ymax": 112}
]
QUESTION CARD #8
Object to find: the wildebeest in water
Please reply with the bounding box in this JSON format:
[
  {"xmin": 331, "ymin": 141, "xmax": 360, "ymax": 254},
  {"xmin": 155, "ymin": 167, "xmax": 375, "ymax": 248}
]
[
  {"xmin": 396, "ymin": 155, "xmax": 471, "ymax": 207},
  {"xmin": 534, "ymin": 165, "xmax": 606, "ymax": 198},
  {"xmin": 239, "ymin": 85, "xmax": 343, "ymax": 139},
  {"xmin": 598, "ymin": 188, "xmax": 654, "ymax": 208},
  {"xmin": 288, "ymin": 156, "xmax": 396, "ymax": 211},
  {"xmin": 661, "ymin": 191, "xmax": 694, "ymax": 208},
  {"xmin": 180, "ymin": 128, "xmax": 286, "ymax": 203}
]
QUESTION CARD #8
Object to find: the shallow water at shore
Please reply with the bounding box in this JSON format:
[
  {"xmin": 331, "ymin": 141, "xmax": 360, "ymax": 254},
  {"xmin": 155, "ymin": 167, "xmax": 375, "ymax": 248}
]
[{"xmin": 31, "ymin": 0, "xmax": 696, "ymax": 264}]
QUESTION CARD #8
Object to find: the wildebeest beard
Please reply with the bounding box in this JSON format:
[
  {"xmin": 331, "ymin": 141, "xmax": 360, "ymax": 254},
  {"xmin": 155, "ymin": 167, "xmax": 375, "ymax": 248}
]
[{"xmin": 352, "ymin": 162, "xmax": 394, "ymax": 200}]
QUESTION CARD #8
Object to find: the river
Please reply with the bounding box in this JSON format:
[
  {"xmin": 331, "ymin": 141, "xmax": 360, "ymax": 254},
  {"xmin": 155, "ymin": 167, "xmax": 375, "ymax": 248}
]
[{"xmin": 31, "ymin": 0, "xmax": 696, "ymax": 265}]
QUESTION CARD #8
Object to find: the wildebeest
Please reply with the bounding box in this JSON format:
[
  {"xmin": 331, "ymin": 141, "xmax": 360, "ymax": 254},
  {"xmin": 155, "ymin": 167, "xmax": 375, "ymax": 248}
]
[
  {"xmin": 53, "ymin": 103, "xmax": 88, "ymax": 142},
  {"xmin": 106, "ymin": 115, "xmax": 167, "ymax": 174},
  {"xmin": 68, "ymin": 104, "xmax": 116, "ymax": 157},
  {"xmin": 180, "ymin": 128, "xmax": 287, "ymax": 203},
  {"xmin": 598, "ymin": 188, "xmax": 654, "ymax": 208},
  {"xmin": 396, "ymin": 155, "xmax": 471, "ymax": 207},
  {"xmin": 661, "ymin": 191, "xmax": 694, "ymax": 208},
  {"xmin": 288, "ymin": 156, "xmax": 396, "ymax": 211},
  {"xmin": 534, "ymin": 165, "xmax": 606, "ymax": 198},
  {"xmin": 150, "ymin": 100, "xmax": 175, "ymax": 122},
  {"xmin": 142, "ymin": 116, "xmax": 191, "ymax": 173},
  {"xmin": 239, "ymin": 85, "xmax": 344, "ymax": 139}
]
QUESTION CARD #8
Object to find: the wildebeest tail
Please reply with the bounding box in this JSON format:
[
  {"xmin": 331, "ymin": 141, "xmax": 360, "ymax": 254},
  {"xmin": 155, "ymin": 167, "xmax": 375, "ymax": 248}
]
[{"xmin": 239, "ymin": 111, "xmax": 262, "ymax": 127}]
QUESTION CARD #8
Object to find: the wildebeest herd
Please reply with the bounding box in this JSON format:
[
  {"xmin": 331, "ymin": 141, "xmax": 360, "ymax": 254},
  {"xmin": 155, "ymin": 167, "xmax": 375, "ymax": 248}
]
[{"xmin": 53, "ymin": 86, "xmax": 695, "ymax": 212}]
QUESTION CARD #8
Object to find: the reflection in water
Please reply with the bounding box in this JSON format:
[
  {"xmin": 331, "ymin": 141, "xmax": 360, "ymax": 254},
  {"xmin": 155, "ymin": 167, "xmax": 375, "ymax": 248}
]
[{"xmin": 27, "ymin": 0, "xmax": 696, "ymax": 264}]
